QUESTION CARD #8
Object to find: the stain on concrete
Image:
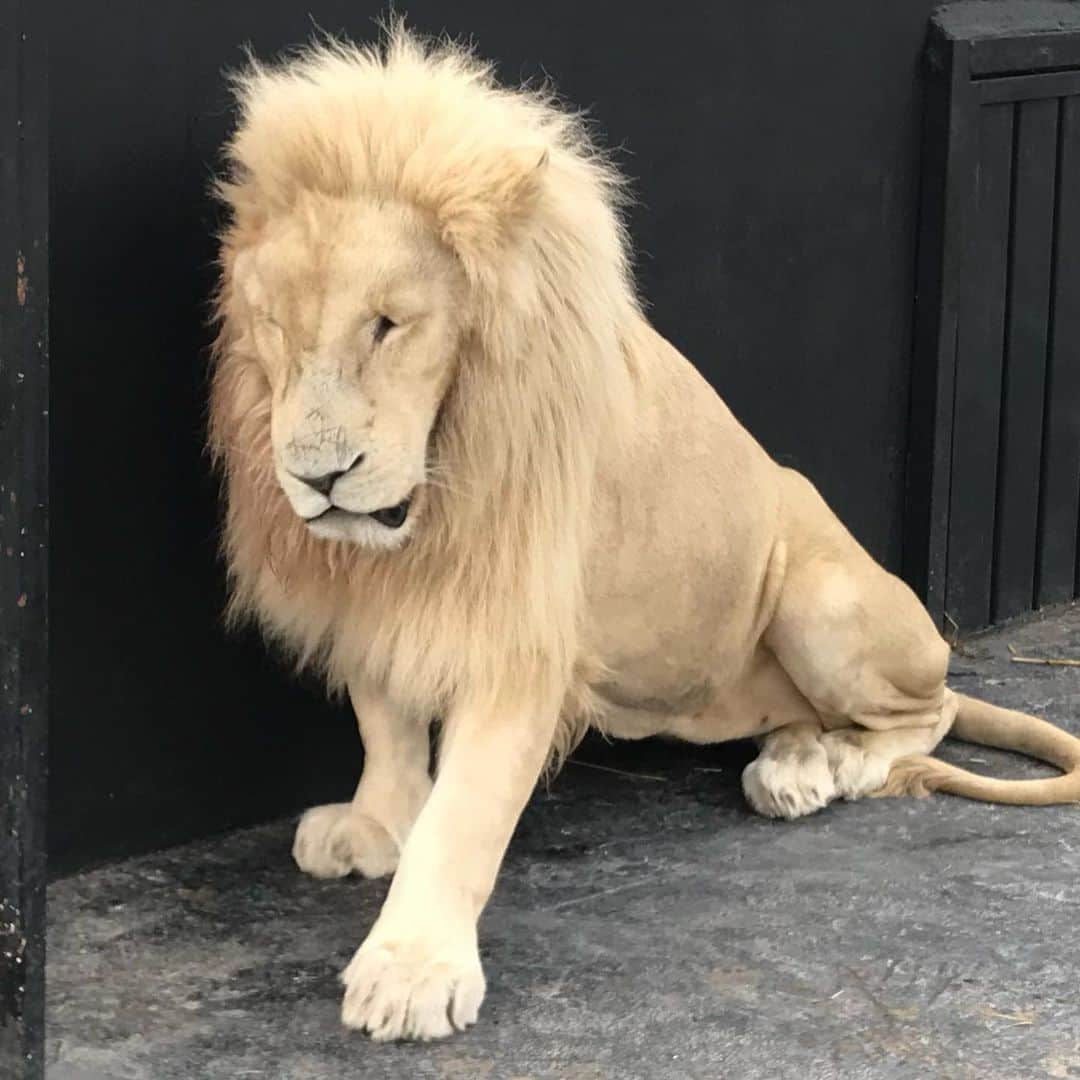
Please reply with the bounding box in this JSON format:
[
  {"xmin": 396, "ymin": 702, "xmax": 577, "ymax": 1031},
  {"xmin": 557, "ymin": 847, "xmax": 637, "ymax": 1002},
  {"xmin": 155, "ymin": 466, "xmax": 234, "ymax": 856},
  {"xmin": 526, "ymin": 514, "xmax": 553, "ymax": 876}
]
[{"xmin": 15, "ymin": 252, "xmax": 27, "ymax": 307}]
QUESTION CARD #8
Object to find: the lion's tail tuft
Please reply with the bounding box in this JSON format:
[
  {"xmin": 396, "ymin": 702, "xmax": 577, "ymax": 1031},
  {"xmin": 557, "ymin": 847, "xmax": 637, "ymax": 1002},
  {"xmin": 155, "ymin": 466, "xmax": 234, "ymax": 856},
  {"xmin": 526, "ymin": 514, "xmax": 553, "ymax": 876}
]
[{"xmin": 875, "ymin": 693, "xmax": 1080, "ymax": 806}]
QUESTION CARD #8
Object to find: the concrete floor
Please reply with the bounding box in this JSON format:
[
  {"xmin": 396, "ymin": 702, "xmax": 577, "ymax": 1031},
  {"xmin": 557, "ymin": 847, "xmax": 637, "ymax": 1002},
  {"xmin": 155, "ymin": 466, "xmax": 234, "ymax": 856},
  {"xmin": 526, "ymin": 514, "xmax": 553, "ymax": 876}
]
[{"xmin": 48, "ymin": 606, "xmax": 1080, "ymax": 1080}]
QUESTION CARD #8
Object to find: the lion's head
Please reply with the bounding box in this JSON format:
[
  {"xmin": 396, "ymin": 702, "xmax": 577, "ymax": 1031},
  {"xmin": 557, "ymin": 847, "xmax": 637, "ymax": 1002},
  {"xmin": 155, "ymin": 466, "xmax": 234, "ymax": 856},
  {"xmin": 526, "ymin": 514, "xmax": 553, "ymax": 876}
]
[
  {"xmin": 210, "ymin": 28, "xmax": 576, "ymax": 559},
  {"xmin": 228, "ymin": 193, "xmax": 467, "ymax": 549}
]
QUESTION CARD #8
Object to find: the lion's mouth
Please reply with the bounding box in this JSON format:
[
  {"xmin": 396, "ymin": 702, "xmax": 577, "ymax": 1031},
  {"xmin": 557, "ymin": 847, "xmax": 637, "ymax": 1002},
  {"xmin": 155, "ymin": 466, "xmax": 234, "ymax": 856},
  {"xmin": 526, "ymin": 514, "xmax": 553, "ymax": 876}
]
[
  {"xmin": 367, "ymin": 498, "xmax": 411, "ymax": 529},
  {"xmin": 306, "ymin": 496, "xmax": 412, "ymax": 531}
]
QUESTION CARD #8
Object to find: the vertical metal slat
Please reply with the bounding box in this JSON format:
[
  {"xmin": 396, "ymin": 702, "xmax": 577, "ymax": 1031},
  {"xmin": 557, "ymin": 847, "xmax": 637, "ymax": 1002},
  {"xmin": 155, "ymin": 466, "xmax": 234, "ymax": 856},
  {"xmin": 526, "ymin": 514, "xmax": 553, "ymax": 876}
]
[
  {"xmin": 992, "ymin": 98, "xmax": 1058, "ymax": 622},
  {"xmin": 945, "ymin": 103, "xmax": 1013, "ymax": 629},
  {"xmin": 1034, "ymin": 96, "xmax": 1080, "ymax": 607}
]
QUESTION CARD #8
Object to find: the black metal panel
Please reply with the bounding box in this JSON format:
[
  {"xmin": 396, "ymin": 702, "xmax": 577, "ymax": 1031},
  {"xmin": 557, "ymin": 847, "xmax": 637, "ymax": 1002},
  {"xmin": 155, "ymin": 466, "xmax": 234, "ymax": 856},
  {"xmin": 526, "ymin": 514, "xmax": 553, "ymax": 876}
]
[
  {"xmin": 992, "ymin": 97, "xmax": 1058, "ymax": 622},
  {"xmin": 0, "ymin": 0, "xmax": 47, "ymax": 1075},
  {"xmin": 908, "ymin": 2, "xmax": 1080, "ymax": 633}
]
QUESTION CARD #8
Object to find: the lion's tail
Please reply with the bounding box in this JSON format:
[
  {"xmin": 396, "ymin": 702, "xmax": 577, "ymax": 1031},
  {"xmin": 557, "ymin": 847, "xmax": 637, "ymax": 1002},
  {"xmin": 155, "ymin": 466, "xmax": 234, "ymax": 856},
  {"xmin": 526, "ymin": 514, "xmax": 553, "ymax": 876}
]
[{"xmin": 876, "ymin": 693, "xmax": 1080, "ymax": 806}]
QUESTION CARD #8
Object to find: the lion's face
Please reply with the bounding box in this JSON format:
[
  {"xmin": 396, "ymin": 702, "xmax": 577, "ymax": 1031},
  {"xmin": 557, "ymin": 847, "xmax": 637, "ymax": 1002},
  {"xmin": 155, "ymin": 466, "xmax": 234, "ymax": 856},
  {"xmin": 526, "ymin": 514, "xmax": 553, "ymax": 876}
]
[{"xmin": 233, "ymin": 194, "xmax": 467, "ymax": 548}]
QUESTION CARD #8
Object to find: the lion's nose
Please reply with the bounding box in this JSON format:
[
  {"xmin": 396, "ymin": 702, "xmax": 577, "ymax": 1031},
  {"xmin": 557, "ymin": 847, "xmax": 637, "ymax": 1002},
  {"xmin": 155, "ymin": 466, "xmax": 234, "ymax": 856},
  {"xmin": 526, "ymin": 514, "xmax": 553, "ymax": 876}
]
[{"xmin": 294, "ymin": 452, "xmax": 365, "ymax": 497}]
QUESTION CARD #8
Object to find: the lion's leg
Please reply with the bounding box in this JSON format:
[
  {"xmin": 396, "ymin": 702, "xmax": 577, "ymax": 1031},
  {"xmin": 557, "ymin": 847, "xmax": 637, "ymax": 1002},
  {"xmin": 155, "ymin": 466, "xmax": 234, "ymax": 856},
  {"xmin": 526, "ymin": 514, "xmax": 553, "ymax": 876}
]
[
  {"xmin": 758, "ymin": 547, "xmax": 955, "ymax": 815},
  {"xmin": 293, "ymin": 679, "xmax": 432, "ymax": 880},
  {"xmin": 340, "ymin": 687, "xmax": 560, "ymax": 1040}
]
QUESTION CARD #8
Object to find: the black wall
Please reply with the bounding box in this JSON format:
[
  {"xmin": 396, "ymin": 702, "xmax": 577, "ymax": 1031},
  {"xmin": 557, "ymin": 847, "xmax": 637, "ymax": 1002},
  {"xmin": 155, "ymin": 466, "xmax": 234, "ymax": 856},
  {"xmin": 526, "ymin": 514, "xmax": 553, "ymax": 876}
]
[{"xmin": 50, "ymin": 0, "xmax": 939, "ymax": 873}]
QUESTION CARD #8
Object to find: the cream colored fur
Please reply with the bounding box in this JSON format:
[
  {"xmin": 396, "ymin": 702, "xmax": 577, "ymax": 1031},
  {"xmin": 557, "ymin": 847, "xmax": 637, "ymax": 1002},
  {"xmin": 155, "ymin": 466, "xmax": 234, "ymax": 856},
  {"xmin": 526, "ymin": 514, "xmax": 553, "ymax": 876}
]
[{"xmin": 209, "ymin": 25, "xmax": 1080, "ymax": 1042}]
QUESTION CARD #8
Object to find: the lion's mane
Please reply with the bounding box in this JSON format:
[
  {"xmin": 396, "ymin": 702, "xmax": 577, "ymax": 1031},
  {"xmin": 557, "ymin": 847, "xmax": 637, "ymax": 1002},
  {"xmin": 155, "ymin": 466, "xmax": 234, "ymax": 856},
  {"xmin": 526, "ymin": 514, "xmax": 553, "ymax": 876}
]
[{"xmin": 209, "ymin": 25, "xmax": 639, "ymax": 754}]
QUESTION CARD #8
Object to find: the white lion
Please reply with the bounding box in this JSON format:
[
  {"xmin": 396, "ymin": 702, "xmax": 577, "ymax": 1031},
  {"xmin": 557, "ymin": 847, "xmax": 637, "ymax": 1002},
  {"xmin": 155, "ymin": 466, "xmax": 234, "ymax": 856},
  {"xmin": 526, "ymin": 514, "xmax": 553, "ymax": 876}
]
[{"xmin": 209, "ymin": 25, "xmax": 1080, "ymax": 1041}]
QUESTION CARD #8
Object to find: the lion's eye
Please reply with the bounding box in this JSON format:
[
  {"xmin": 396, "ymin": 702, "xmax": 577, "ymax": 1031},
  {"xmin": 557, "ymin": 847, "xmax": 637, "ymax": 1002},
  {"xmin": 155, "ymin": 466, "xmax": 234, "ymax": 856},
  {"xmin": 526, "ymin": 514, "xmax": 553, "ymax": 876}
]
[{"xmin": 373, "ymin": 314, "xmax": 397, "ymax": 345}]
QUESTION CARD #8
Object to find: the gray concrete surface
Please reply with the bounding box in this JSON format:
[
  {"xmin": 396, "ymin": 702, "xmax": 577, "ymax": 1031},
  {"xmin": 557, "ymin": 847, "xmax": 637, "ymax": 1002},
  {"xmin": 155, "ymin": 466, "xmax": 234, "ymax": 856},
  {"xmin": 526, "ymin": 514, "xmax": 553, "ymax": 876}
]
[{"xmin": 47, "ymin": 606, "xmax": 1080, "ymax": 1079}]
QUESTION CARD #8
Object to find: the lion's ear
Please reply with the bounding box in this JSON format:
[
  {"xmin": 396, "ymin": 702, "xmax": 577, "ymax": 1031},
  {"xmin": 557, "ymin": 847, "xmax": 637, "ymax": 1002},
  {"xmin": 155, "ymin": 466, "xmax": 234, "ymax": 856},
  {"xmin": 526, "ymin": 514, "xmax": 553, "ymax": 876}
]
[{"xmin": 432, "ymin": 146, "xmax": 549, "ymax": 273}]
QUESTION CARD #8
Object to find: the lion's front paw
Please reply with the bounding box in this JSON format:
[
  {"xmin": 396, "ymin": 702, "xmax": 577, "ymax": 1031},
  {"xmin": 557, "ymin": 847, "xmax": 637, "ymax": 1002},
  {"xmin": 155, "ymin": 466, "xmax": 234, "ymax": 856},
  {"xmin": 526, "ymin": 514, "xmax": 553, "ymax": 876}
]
[
  {"xmin": 292, "ymin": 803, "xmax": 399, "ymax": 880},
  {"xmin": 742, "ymin": 744, "xmax": 837, "ymax": 820},
  {"xmin": 340, "ymin": 937, "xmax": 486, "ymax": 1041}
]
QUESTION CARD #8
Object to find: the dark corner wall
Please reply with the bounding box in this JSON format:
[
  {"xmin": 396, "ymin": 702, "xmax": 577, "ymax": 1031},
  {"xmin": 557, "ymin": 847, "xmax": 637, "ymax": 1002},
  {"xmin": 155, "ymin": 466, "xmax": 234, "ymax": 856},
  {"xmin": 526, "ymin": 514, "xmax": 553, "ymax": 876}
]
[{"xmin": 49, "ymin": 0, "xmax": 940, "ymax": 873}]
